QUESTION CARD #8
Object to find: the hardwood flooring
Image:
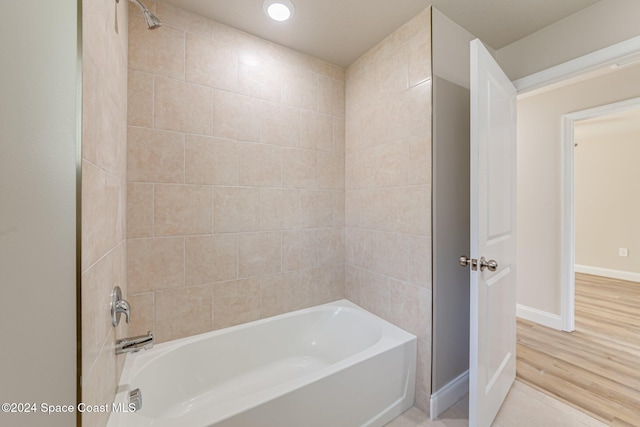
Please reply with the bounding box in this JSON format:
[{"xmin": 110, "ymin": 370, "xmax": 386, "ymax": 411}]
[{"xmin": 516, "ymin": 273, "xmax": 640, "ymax": 426}]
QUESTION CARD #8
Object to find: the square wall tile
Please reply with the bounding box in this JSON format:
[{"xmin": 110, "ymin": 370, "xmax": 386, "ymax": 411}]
[
  {"xmin": 300, "ymin": 190, "xmax": 334, "ymax": 228},
  {"xmin": 83, "ymin": 56, "xmax": 127, "ymax": 178},
  {"xmin": 213, "ymin": 278, "xmax": 261, "ymax": 329},
  {"xmin": 129, "ymin": 15, "xmax": 185, "ymax": 80},
  {"xmin": 185, "ymin": 32, "xmax": 238, "ymax": 91},
  {"xmin": 238, "ymin": 232, "xmax": 282, "ymax": 278},
  {"xmin": 374, "ymin": 232, "xmax": 409, "ymax": 282},
  {"xmin": 344, "ymin": 190, "xmax": 358, "ymax": 227},
  {"xmin": 237, "ymin": 52, "xmax": 281, "ymax": 102},
  {"xmin": 155, "ymin": 77, "xmax": 213, "ymax": 135},
  {"xmin": 300, "ymin": 110, "xmax": 333, "ymax": 152},
  {"xmin": 377, "ymin": 186, "xmax": 430, "ymax": 236},
  {"xmin": 282, "ymin": 229, "xmax": 317, "ymax": 271},
  {"xmin": 353, "ymin": 269, "xmax": 390, "ymax": 320},
  {"xmin": 127, "ymin": 237, "xmax": 184, "ymax": 294},
  {"xmin": 127, "ymin": 293, "xmax": 154, "ymax": 337},
  {"xmin": 344, "ymin": 265, "xmax": 360, "ymax": 302},
  {"xmin": 408, "ymin": 28, "xmax": 432, "ymax": 88},
  {"xmin": 213, "ymin": 90, "xmax": 261, "ymax": 142},
  {"xmin": 82, "ymin": 161, "xmax": 125, "ymax": 271},
  {"xmin": 408, "ymin": 133, "xmax": 432, "ymax": 185},
  {"xmin": 261, "ymin": 271, "xmax": 306, "ymax": 317},
  {"xmin": 213, "ymin": 187, "xmax": 260, "ymax": 233},
  {"xmin": 417, "ymin": 338, "xmax": 432, "ymax": 395},
  {"xmin": 281, "ymin": 66, "xmax": 318, "ymax": 110},
  {"xmin": 373, "ymin": 50, "xmax": 409, "ymax": 98},
  {"xmin": 333, "ymin": 117, "xmax": 345, "ymax": 155},
  {"xmin": 185, "ymin": 235, "xmax": 237, "ymax": 285},
  {"xmin": 238, "ymin": 143, "xmax": 282, "ymax": 188},
  {"xmin": 317, "ymin": 152, "xmax": 344, "ymax": 190},
  {"xmin": 408, "ymin": 236, "xmax": 432, "ymax": 288},
  {"xmin": 127, "ymin": 127, "xmax": 185, "ymax": 183},
  {"xmin": 81, "ymin": 243, "xmax": 125, "ymax": 377},
  {"xmin": 316, "ymin": 228, "xmax": 345, "ymax": 267},
  {"xmin": 345, "ymin": 228, "xmax": 376, "ymax": 271},
  {"xmin": 389, "ymin": 280, "xmax": 431, "ymax": 340},
  {"xmin": 333, "ymin": 191, "xmax": 345, "ymax": 227},
  {"xmin": 185, "ymin": 135, "xmax": 238, "ymax": 185},
  {"xmin": 371, "ymin": 141, "xmax": 409, "ymax": 188},
  {"xmin": 302, "ymin": 265, "xmax": 345, "ymax": 306},
  {"xmin": 155, "ymin": 285, "xmax": 213, "ymax": 343},
  {"xmin": 260, "ymin": 101, "xmax": 300, "ymax": 147},
  {"xmin": 260, "ymin": 189, "xmax": 300, "ymax": 231},
  {"xmin": 154, "ymin": 185, "xmax": 213, "ymax": 236},
  {"xmin": 319, "ymin": 76, "xmax": 345, "ymax": 117},
  {"xmin": 128, "ymin": 70, "xmax": 153, "ymax": 127},
  {"xmin": 127, "ymin": 183, "xmax": 153, "ymax": 239},
  {"xmin": 81, "ymin": 329, "xmax": 116, "ymax": 427},
  {"xmin": 282, "ymin": 148, "xmax": 317, "ymax": 189}
]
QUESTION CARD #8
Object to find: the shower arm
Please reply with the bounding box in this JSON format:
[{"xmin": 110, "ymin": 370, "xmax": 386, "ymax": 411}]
[
  {"xmin": 116, "ymin": 0, "xmax": 162, "ymax": 30},
  {"xmin": 120, "ymin": 0, "xmax": 148, "ymax": 14}
]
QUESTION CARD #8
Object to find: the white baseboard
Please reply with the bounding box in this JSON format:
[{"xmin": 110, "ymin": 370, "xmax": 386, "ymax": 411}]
[
  {"xmin": 516, "ymin": 304, "xmax": 563, "ymax": 330},
  {"xmin": 429, "ymin": 370, "xmax": 469, "ymax": 420},
  {"xmin": 575, "ymin": 264, "xmax": 640, "ymax": 283}
]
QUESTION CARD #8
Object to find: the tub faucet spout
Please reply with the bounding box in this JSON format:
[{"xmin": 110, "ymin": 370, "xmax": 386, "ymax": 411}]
[{"xmin": 115, "ymin": 331, "xmax": 153, "ymax": 355}]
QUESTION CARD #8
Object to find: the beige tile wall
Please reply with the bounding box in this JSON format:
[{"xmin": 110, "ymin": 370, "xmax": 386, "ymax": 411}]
[
  {"xmin": 345, "ymin": 8, "xmax": 433, "ymax": 414},
  {"xmin": 81, "ymin": 0, "xmax": 129, "ymax": 426},
  {"xmin": 126, "ymin": 1, "xmax": 346, "ymax": 344}
]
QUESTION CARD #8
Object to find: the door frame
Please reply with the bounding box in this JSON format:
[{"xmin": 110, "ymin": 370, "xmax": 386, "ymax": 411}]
[
  {"xmin": 511, "ymin": 35, "xmax": 640, "ymax": 332},
  {"xmin": 560, "ymin": 96, "xmax": 640, "ymax": 331},
  {"xmin": 513, "ymin": 35, "xmax": 640, "ymax": 95}
]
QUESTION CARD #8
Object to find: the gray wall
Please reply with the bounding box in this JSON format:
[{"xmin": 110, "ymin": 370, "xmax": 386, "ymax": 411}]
[
  {"xmin": 432, "ymin": 77, "xmax": 470, "ymax": 392},
  {"xmin": 431, "ymin": 8, "xmax": 473, "ymax": 395},
  {"xmin": 0, "ymin": 1, "xmax": 78, "ymax": 426}
]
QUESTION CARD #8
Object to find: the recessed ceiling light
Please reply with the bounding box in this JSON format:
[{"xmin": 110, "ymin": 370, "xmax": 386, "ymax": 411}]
[{"xmin": 263, "ymin": 0, "xmax": 295, "ymax": 22}]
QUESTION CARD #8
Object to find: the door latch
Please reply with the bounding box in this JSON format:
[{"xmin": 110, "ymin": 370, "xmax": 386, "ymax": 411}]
[
  {"xmin": 459, "ymin": 255, "xmax": 478, "ymax": 271},
  {"xmin": 459, "ymin": 255, "xmax": 498, "ymax": 272}
]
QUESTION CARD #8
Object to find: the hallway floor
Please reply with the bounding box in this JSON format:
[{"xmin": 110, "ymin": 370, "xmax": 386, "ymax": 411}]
[
  {"xmin": 386, "ymin": 380, "xmax": 606, "ymax": 426},
  {"xmin": 516, "ymin": 273, "xmax": 640, "ymax": 425}
]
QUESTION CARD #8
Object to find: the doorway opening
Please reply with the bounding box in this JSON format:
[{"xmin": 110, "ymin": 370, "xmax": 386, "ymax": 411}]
[
  {"xmin": 561, "ymin": 97, "xmax": 640, "ymax": 331},
  {"xmin": 515, "ymin": 52, "xmax": 640, "ymax": 424}
]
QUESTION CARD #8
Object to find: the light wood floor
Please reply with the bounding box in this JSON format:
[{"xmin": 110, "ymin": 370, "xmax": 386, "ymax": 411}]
[{"xmin": 516, "ymin": 273, "xmax": 640, "ymax": 426}]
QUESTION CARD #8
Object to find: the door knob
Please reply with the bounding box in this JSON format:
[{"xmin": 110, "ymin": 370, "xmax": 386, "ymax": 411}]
[{"xmin": 479, "ymin": 256, "xmax": 498, "ymax": 272}]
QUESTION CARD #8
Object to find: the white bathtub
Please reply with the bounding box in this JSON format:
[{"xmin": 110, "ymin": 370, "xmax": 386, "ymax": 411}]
[{"xmin": 107, "ymin": 300, "xmax": 416, "ymax": 427}]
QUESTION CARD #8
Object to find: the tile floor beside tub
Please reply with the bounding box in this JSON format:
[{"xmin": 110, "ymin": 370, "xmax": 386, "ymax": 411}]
[{"xmin": 386, "ymin": 380, "xmax": 607, "ymax": 427}]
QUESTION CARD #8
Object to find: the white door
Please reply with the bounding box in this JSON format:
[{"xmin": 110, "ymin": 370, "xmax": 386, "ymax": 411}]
[{"xmin": 468, "ymin": 39, "xmax": 517, "ymax": 427}]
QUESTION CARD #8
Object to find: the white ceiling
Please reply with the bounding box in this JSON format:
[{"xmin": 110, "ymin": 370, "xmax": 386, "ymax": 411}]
[{"xmin": 161, "ymin": 0, "xmax": 601, "ymax": 68}]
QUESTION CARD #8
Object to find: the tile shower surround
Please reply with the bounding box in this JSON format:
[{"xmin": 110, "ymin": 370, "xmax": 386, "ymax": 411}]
[
  {"xmin": 126, "ymin": 0, "xmax": 346, "ymax": 344},
  {"xmin": 345, "ymin": 9, "xmax": 433, "ymax": 413},
  {"xmin": 81, "ymin": 0, "xmax": 129, "ymax": 426},
  {"xmin": 120, "ymin": 0, "xmax": 432, "ymax": 419}
]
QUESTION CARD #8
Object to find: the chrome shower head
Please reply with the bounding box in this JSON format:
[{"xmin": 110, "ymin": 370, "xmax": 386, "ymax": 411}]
[
  {"xmin": 142, "ymin": 9, "xmax": 162, "ymax": 30},
  {"xmin": 125, "ymin": 0, "xmax": 162, "ymax": 30}
]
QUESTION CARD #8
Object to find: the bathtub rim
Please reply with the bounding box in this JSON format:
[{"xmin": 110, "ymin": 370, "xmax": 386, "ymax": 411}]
[
  {"xmin": 120, "ymin": 299, "xmax": 415, "ymax": 381},
  {"xmin": 111, "ymin": 299, "xmax": 417, "ymax": 427}
]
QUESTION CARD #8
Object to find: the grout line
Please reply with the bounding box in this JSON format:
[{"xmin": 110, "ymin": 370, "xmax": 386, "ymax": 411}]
[
  {"xmin": 183, "ymin": 28, "xmax": 186, "ymax": 82},
  {"xmin": 182, "ymin": 133, "xmax": 186, "ymax": 184},
  {"xmin": 151, "ymin": 75, "xmax": 156, "ymax": 129},
  {"xmin": 151, "ymin": 183, "xmax": 155, "ymax": 237},
  {"xmin": 182, "ymin": 236, "xmax": 186, "ymax": 287},
  {"xmin": 211, "ymin": 186, "xmax": 215, "ymax": 234}
]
